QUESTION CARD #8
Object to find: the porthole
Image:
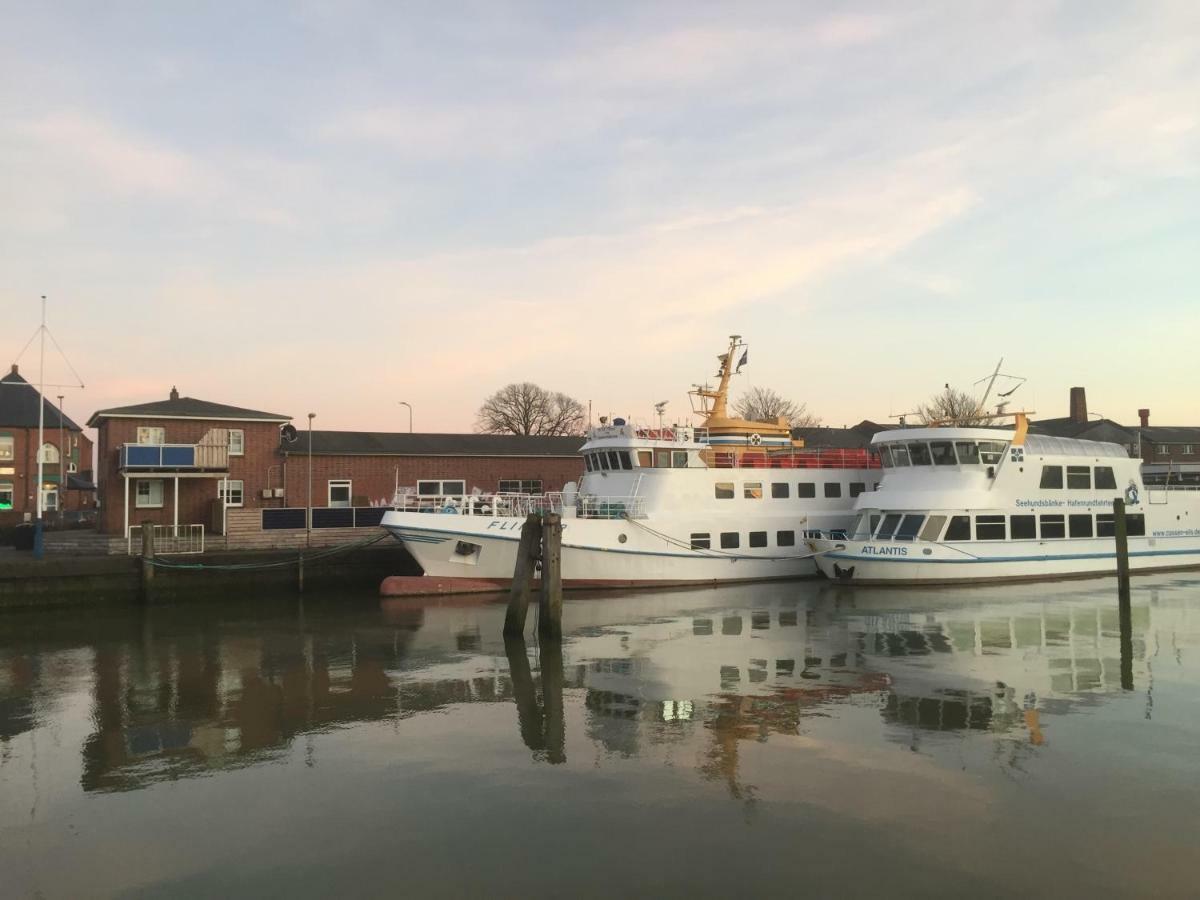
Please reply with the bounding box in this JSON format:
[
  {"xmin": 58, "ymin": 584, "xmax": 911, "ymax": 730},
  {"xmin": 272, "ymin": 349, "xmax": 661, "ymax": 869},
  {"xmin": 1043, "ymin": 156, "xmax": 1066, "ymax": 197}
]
[{"xmin": 618, "ymin": 534, "xmax": 627, "ymax": 544}]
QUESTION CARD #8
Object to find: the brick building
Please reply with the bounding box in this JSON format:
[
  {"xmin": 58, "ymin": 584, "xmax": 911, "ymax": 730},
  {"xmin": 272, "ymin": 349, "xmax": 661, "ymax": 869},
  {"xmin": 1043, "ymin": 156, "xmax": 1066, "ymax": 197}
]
[
  {"xmin": 279, "ymin": 431, "xmax": 584, "ymax": 509},
  {"xmin": 88, "ymin": 389, "xmax": 291, "ymax": 536},
  {"xmin": 0, "ymin": 364, "xmax": 94, "ymax": 525}
]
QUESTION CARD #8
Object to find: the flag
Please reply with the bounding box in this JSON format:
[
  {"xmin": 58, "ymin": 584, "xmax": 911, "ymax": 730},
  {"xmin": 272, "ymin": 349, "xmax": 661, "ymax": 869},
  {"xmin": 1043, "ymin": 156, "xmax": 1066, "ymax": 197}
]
[{"xmin": 736, "ymin": 349, "xmax": 748, "ymax": 372}]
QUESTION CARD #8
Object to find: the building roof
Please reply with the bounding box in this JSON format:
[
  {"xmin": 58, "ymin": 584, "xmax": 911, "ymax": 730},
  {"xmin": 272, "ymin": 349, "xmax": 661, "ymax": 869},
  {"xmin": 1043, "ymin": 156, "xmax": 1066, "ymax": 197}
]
[
  {"xmin": 283, "ymin": 430, "xmax": 584, "ymax": 457},
  {"xmin": 87, "ymin": 391, "xmax": 291, "ymax": 426},
  {"xmin": 1138, "ymin": 426, "xmax": 1200, "ymax": 444},
  {"xmin": 0, "ymin": 366, "xmax": 85, "ymax": 431},
  {"xmin": 791, "ymin": 420, "xmax": 895, "ymax": 450},
  {"xmin": 1030, "ymin": 417, "xmax": 1136, "ymax": 444}
]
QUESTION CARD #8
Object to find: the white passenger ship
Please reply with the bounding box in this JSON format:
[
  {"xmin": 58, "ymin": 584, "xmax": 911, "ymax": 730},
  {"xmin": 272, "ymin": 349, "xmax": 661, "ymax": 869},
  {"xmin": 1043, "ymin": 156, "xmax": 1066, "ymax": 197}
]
[
  {"xmin": 381, "ymin": 337, "xmax": 880, "ymax": 587},
  {"xmin": 806, "ymin": 416, "xmax": 1200, "ymax": 585}
]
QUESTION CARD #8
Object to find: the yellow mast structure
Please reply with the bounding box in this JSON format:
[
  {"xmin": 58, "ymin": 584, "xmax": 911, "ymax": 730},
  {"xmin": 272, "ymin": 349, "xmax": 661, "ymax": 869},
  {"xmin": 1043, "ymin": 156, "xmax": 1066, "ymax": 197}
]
[{"xmin": 689, "ymin": 335, "xmax": 801, "ymax": 449}]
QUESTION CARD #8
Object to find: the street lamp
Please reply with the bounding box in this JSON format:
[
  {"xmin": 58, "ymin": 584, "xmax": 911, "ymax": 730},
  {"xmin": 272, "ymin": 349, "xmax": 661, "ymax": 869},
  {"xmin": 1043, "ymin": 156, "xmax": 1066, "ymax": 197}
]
[
  {"xmin": 306, "ymin": 413, "xmax": 315, "ymax": 548},
  {"xmin": 399, "ymin": 401, "xmax": 412, "ymax": 433}
]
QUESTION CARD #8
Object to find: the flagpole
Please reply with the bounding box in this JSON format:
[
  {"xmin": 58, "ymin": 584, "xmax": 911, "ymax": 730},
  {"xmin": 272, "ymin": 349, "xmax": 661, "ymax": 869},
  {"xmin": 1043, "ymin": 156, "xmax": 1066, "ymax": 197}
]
[{"xmin": 34, "ymin": 296, "xmax": 46, "ymax": 558}]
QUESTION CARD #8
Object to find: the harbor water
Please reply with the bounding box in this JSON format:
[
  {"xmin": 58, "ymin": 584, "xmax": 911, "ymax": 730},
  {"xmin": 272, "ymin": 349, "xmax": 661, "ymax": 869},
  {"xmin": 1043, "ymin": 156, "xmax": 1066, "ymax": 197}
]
[{"xmin": 2, "ymin": 576, "xmax": 1199, "ymax": 898}]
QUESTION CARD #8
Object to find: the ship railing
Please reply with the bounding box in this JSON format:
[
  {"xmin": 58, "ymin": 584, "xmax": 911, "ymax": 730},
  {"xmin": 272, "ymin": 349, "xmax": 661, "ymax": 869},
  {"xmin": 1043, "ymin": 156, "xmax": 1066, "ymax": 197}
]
[
  {"xmin": 699, "ymin": 447, "xmax": 881, "ymax": 470},
  {"xmin": 390, "ymin": 492, "xmax": 648, "ymax": 519}
]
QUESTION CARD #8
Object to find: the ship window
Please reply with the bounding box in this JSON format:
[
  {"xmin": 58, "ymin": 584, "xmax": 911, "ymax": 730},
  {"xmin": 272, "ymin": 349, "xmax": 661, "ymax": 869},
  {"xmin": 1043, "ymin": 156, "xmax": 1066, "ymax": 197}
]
[
  {"xmin": 890, "ymin": 445, "xmax": 911, "ymax": 466},
  {"xmin": 637, "ymin": 450, "xmax": 652, "ymax": 467},
  {"xmin": 720, "ymin": 532, "xmax": 739, "ymax": 549},
  {"xmin": 908, "ymin": 443, "xmax": 932, "ymax": 466},
  {"xmin": 1096, "ymin": 514, "xmax": 1115, "ymax": 537},
  {"xmin": 1126, "ymin": 514, "xmax": 1146, "ymax": 536},
  {"xmin": 797, "ymin": 482, "xmax": 816, "ymax": 498},
  {"xmin": 1067, "ymin": 466, "xmax": 1091, "ymax": 490},
  {"xmin": 876, "ymin": 513, "xmax": 902, "ymax": 539},
  {"xmin": 975, "ymin": 515, "xmax": 1006, "ymax": 541},
  {"xmin": 744, "ymin": 482, "xmax": 763, "ymax": 499},
  {"xmin": 1011, "ymin": 515, "xmax": 1036, "ymax": 539},
  {"xmin": 919, "ymin": 515, "xmax": 946, "ymax": 541},
  {"xmin": 1040, "ymin": 466, "xmax": 1063, "ymax": 489},
  {"xmin": 954, "ymin": 441, "xmax": 980, "ymax": 465},
  {"xmin": 896, "ymin": 514, "xmax": 925, "ymax": 541},
  {"xmin": 1094, "ymin": 466, "xmax": 1117, "ymax": 489},
  {"xmin": 777, "ymin": 530, "xmax": 795, "ymax": 547},
  {"xmin": 978, "ymin": 441, "xmax": 1006, "ymax": 465},
  {"xmin": 771, "ymin": 482, "xmax": 789, "ymax": 498},
  {"xmin": 672, "ymin": 451, "xmax": 688, "ymax": 468},
  {"xmin": 824, "ymin": 482, "xmax": 842, "ymax": 498},
  {"xmin": 944, "ymin": 516, "xmax": 971, "ymax": 541},
  {"xmin": 605, "ymin": 451, "xmax": 620, "ymax": 470},
  {"xmin": 584, "ymin": 454, "xmax": 595, "ymax": 472},
  {"xmin": 869, "ymin": 514, "xmax": 881, "ymax": 535},
  {"xmin": 1040, "ymin": 515, "xmax": 1066, "ymax": 538},
  {"xmin": 749, "ymin": 531, "xmax": 767, "ymax": 548},
  {"xmin": 879, "ymin": 445, "xmax": 894, "ymax": 468},
  {"xmin": 849, "ymin": 482, "xmax": 866, "ymax": 497},
  {"xmin": 930, "ymin": 441, "xmax": 956, "ymax": 465},
  {"xmin": 715, "ymin": 482, "xmax": 734, "ymax": 500},
  {"xmin": 619, "ymin": 451, "xmax": 633, "ymax": 470},
  {"xmin": 690, "ymin": 532, "xmax": 711, "ymax": 549},
  {"xmin": 1069, "ymin": 514, "xmax": 1093, "ymax": 538},
  {"xmin": 656, "ymin": 451, "xmax": 671, "ymax": 468}
]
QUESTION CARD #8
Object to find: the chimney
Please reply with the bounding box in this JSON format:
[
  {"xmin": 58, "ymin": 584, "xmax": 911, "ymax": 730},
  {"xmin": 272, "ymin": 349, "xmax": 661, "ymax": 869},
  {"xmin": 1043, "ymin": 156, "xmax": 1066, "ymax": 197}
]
[
  {"xmin": 1069, "ymin": 387, "xmax": 1088, "ymax": 424},
  {"xmin": 169, "ymin": 386, "xmax": 179, "ymax": 401},
  {"xmin": 9, "ymin": 364, "xmax": 16, "ymax": 376},
  {"xmin": 1138, "ymin": 408, "xmax": 1150, "ymax": 427}
]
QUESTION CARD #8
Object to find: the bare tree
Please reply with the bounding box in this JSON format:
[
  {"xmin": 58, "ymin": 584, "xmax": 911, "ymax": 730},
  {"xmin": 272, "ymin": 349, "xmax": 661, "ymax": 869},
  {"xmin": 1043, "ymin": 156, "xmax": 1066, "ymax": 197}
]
[
  {"xmin": 732, "ymin": 387, "xmax": 821, "ymax": 427},
  {"xmin": 476, "ymin": 383, "xmax": 586, "ymax": 436},
  {"xmin": 916, "ymin": 387, "xmax": 993, "ymax": 426}
]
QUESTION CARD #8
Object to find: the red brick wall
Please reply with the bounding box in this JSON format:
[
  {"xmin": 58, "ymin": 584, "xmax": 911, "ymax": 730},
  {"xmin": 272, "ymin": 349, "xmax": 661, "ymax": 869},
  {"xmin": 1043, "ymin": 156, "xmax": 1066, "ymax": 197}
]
[
  {"xmin": 0, "ymin": 426, "xmax": 94, "ymax": 524},
  {"xmin": 95, "ymin": 417, "xmax": 286, "ymax": 534},
  {"xmin": 279, "ymin": 453, "xmax": 584, "ymax": 507}
]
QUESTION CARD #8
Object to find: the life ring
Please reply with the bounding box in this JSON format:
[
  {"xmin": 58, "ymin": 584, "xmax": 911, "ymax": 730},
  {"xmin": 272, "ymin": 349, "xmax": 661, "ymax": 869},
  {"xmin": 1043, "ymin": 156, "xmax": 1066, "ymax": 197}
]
[
  {"xmin": 442, "ymin": 505, "xmax": 459, "ymax": 514},
  {"xmin": 749, "ymin": 433, "xmax": 762, "ymax": 445}
]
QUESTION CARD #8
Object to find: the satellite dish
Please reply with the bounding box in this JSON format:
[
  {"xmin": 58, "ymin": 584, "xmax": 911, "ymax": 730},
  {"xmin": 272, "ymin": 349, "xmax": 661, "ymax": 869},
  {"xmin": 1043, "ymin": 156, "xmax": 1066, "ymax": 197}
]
[{"xmin": 280, "ymin": 423, "xmax": 298, "ymax": 443}]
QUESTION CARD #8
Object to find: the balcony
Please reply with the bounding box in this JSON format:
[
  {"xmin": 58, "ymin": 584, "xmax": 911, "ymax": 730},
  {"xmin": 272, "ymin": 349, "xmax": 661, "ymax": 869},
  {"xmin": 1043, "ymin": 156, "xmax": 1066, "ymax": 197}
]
[{"xmin": 119, "ymin": 442, "xmax": 229, "ymax": 472}]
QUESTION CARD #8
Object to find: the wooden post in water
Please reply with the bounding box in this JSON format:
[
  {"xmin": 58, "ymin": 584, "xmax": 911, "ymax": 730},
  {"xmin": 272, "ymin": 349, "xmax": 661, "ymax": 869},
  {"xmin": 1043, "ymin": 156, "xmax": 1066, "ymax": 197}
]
[
  {"xmin": 504, "ymin": 514, "xmax": 542, "ymax": 636},
  {"xmin": 538, "ymin": 512, "xmax": 563, "ymax": 639},
  {"xmin": 1114, "ymin": 497, "xmax": 1134, "ymax": 690},
  {"xmin": 140, "ymin": 521, "xmax": 155, "ymax": 600}
]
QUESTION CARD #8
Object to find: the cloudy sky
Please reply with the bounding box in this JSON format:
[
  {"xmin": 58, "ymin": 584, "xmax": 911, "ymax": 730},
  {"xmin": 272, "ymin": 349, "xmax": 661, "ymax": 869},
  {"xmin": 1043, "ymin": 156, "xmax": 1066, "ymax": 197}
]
[{"xmin": 3, "ymin": 1, "xmax": 1197, "ymax": 432}]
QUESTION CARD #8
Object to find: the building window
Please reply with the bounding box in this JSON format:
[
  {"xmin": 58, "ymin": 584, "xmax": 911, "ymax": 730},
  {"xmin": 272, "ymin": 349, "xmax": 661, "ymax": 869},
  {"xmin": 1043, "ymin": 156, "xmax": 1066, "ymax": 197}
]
[
  {"xmin": 1040, "ymin": 466, "xmax": 1063, "ymax": 489},
  {"xmin": 720, "ymin": 532, "xmax": 740, "ymax": 549},
  {"xmin": 743, "ymin": 482, "xmax": 762, "ymax": 500},
  {"xmin": 715, "ymin": 482, "xmax": 734, "ymax": 500},
  {"xmin": 0, "ymin": 482, "xmax": 12, "ymax": 510},
  {"xmin": 771, "ymin": 482, "xmax": 789, "ymax": 499},
  {"xmin": 68, "ymin": 462, "xmax": 78, "ymax": 473},
  {"xmin": 1156, "ymin": 445, "xmax": 1168, "ymax": 457},
  {"xmin": 417, "ymin": 479, "xmax": 465, "ymax": 497},
  {"xmin": 849, "ymin": 482, "xmax": 866, "ymax": 497},
  {"xmin": 219, "ymin": 480, "xmax": 244, "ymax": 507},
  {"xmin": 1011, "ymin": 515, "xmax": 1036, "ymax": 539},
  {"xmin": 1066, "ymin": 466, "xmax": 1091, "ymax": 490},
  {"xmin": 135, "ymin": 480, "xmax": 164, "ymax": 508},
  {"xmin": 748, "ymin": 531, "xmax": 767, "ymax": 548},
  {"xmin": 797, "ymin": 482, "xmax": 816, "ymax": 498},
  {"xmin": 38, "ymin": 443, "xmax": 60, "ymax": 464},
  {"xmin": 1183, "ymin": 445, "xmax": 1195, "ymax": 455},
  {"xmin": 690, "ymin": 532, "xmax": 711, "ymax": 550},
  {"xmin": 137, "ymin": 426, "xmax": 165, "ymax": 445},
  {"xmin": 499, "ymin": 480, "xmax": 542, "ymax": 494},
  {"xmin": 777, "ymin": 530, "xmax": 795, "ymax": 546},
  {"xmin": 1040, "ymin": 515, "xmax": 1066, "ymax": 539},
  {"xmin": 824, "ymin": 482, "xmax": 842, "ymax": 499},
  {"xmin": 1094, "ymin": 466, "xmax": 1117, "ymax": 490},
  {"xmin": 0, "ymin": 435, "xmax": 12, "ymax": 461},
  {"xmin": 329, "ymin": 480, "xmax": 352, "ymax": 508},
  {"xmin": 1069, "ymin": 514, "xmax": 1093, "ymax": 538},
  {"xmin": 228, "ymin": 429, "xmax": 245, "ymax": 456},
  {"xmin": 41, "ymin": 487, "xmax": 58, "ymax": 511},
  {"xmin": 975, "ymin": 515, "xmax": 1006, "ymax": 541}
]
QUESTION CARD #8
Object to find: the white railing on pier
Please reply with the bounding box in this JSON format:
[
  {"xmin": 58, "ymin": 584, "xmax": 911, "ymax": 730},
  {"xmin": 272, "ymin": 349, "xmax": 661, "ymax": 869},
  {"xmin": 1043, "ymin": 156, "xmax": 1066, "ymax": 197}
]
[
  {"xmin": 391, "ymin": 492, "xmax": 647, "ymax": 520},
  {"xmin": 128, "ymin": 524, "xmax": 206, "ymax": 556}
]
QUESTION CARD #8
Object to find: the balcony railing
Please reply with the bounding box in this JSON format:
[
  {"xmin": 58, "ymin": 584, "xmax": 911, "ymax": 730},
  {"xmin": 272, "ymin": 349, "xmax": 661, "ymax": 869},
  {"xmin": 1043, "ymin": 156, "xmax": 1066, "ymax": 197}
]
[{"xmin": 119, "ymin": 443, "xmax": 229, "ymax": 471}]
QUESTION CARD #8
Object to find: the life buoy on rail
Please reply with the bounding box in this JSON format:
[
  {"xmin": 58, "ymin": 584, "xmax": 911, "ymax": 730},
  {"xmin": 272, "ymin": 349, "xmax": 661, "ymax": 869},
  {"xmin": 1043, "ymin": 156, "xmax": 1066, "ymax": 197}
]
[
  {"xmin": 749, "ymin": 433, "xmax": 762, "ymax": 445},
  {"xmin": 442, "ymin": 505, "xmax": 459, "ymax": 514}
]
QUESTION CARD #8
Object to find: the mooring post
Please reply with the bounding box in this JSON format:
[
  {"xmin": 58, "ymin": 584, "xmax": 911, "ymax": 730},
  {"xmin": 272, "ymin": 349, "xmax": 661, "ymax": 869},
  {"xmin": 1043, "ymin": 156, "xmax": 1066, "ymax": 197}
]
[
  {"xmin": 538, "ymin": 512, "xmax": 563, "ymax": 639},
  {"xmin": 140, "ymin": 520, "xmax": 155, "ymax": 600},
  {"xmin": 1114, "ymin": 498, "xmax": 1133, "ymax": 689},
  {"xmin": 504, "ymin": 513, "xmax": 542, "ymax": 636}
]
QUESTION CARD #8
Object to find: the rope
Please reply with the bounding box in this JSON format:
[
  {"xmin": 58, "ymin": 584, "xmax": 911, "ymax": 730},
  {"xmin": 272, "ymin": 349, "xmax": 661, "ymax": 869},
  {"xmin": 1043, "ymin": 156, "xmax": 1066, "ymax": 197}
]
[
  {"xmin": 145, "ymin": 531, "xmax": 390, "ymax": 571},
  {"xmin": 621, "ymin": 515, "xmax": 837, "ymax": 561}
]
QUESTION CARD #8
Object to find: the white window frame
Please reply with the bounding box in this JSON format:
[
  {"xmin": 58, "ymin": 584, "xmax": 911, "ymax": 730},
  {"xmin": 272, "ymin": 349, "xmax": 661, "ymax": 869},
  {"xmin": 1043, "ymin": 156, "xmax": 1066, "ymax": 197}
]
[
  {"xmin": 135, "ymin": 479, "xmax": 164, "ymax": 508},
  {"xmin": 38, "ymin": 443, "xmax": 60, "ymax": 464},
  {"xmin": 417, "ymin": 479, "xmax": 466, "ymax": 497},
  {"xmin": 137, "ymin": 426, "xmax": 166, "ymax": 445},
  {"xmin": 0, "ymin": 435, "xmax": 13, "ymax": 462},
  {"xmin": 328, "ymin": 479, "xmax": 352, "ymax": 508},
  {"xmin": 68, "ymin": 461, "xmax": 78, "ymax": 474},
  {"xmin": 228, "ymin": 429, "xmax": 245, "ymax": 456},
  {"xmin": 0, "ymin": 481, "xmax": 13, "ymax": 509},
  {"xmin": 498, "ymin": 479, "xmax": 543, "ymax": 494},
  {"xmin": 219, "ymin": 479, "xmax": 245, "ymax": 507},
  {"xmin": 41, "ymin": 486, "xmax": 59, "ymax": 511}
]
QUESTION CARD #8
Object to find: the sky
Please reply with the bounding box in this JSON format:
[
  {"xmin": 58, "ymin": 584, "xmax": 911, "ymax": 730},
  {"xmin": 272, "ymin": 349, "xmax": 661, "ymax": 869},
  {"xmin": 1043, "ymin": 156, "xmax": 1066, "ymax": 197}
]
[{"xmin": 2, "ymin": 1, "xmax": 1198, "ymax": 434}]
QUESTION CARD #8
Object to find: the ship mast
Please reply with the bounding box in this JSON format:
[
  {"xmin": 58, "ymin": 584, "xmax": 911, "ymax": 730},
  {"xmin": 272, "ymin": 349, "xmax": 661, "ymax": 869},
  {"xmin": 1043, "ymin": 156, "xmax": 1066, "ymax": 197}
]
[{"xmin": 691, "ymin": 334, "xmax": 743, "ymax": 422}]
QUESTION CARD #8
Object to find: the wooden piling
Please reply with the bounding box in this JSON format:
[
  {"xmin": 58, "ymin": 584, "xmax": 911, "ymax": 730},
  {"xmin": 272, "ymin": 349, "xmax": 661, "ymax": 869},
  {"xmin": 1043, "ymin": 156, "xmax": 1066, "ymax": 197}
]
[
  {"xmin": 139, "ymin": 521, "xmax": 155, "ymax": 601},
  {"xmin": 538, "ymin": 512, "xmax": 563, "ymax": 639},
  {"xmin": 504, "ymin": 514, "xmax": 542, "ymax": 636},
  {"xmin": 1114, "ymin": 498, "xmax": 1134, "ymax": 690}
]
